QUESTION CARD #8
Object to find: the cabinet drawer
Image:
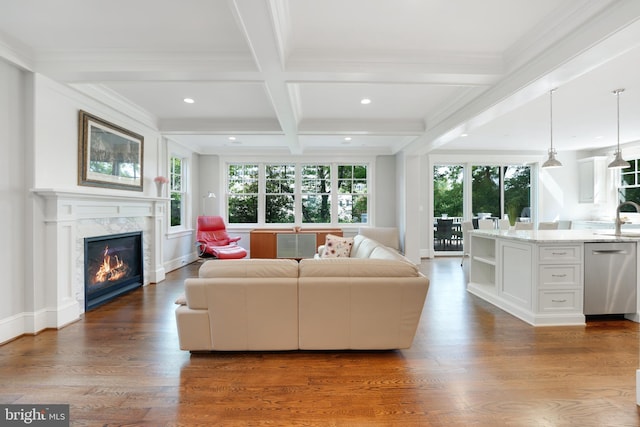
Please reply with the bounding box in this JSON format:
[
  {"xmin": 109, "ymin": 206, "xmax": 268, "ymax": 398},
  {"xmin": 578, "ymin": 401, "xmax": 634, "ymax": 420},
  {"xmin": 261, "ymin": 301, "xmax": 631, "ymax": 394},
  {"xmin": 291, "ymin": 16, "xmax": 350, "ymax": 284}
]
[
  {"xmin": 539, "ymin": 290, "xmax": 581, "ymax": 312},
  {"xmin": 539, "ymin": 265, "xmax": 580, "ymax": 287},
  {"xmin": 539, "ymin": 246, "xmax": 582, "ymax": 263}
]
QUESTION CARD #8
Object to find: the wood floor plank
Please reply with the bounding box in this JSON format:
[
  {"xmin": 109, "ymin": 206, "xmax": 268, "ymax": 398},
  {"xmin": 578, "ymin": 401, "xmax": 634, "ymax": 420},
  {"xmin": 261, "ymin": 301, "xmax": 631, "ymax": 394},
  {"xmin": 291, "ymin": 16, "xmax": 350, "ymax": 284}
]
[{"xmin": 1, "ymin": 258, "xmax": 639, "ymax": 426}]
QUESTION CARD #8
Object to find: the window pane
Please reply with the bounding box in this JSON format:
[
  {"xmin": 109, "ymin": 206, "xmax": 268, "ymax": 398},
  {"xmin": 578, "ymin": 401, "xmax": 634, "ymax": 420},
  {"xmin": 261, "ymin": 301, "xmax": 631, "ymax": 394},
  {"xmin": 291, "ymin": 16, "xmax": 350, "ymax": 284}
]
[
  {"xmin": 170, "ymin": 192, "xmax": 181, "ymax": 226},
  {"xmin": 169, "ymin": 156, "xmax": 184, "ymax": 227},
  {"xmin": 337, "ymin": 164, "xmax": 368, "ymax": 224},
  {"xmin": 302, "ymin": 194, "xmax": 331, "ymax": 223},
  {"xmin": 266, "ymin": 195, "xmax": 295, "ymax": 223},
  {"xmin": 504, "ymin": 165, "xmax": 531, "ymax": 224},
  {"xmin": 472, "ymin": 166, "xmax": 500, "ymax": 218},
  {"xmin": 338, "ymin": 165, "xmax": 353, "ymax": 179},
  {"xmin": 302, "ymin": 165, "xmax": 331, "ymax": 193},
  {"xmin": 228, "ymin": 164, "xmax": 258, "ymax": 223},
  {"xmin": 338, "ymin": 194, "xmax": 367, "ymax": 223},
  {"xmin": 621, "ymin": 172, "xmax": 635, "ymax": 186},
  {"xmin": 265, "ymin": 164, "xmax": 295, "ymax": 224},
  {"xmin": 228, "ymin": 195, "xmax": 258, "ymax": 223},
  {"xmin": 433, "ymin": 165, "xmax": 463, "ymax": 218},
  {"xmin": 171, "ymin": 157, "xmax": 182, "ymax": 191}
]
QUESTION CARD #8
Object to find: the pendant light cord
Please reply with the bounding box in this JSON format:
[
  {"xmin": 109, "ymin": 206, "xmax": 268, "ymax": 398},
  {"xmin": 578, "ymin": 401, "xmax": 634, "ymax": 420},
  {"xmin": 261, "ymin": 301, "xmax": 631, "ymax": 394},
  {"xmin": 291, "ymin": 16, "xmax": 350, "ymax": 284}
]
[
  {"xmin": 550, "ymin": 89, "xmax": 554, "ymax": 152},
  {"xmin": 616, "ymin": 89, "xmax": 620, "ymax": 150}
]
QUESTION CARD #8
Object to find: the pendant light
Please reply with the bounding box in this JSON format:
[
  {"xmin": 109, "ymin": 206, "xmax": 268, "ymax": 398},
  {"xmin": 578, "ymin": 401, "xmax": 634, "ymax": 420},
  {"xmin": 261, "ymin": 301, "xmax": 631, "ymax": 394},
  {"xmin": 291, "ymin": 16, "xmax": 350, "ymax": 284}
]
[
  {"xmin": 608, "ymin": 88, "xmax": 631, "ymax": 169},
  {"xmin": 542, "ymin": 88, "xmax": 562, "ymax": 168}
]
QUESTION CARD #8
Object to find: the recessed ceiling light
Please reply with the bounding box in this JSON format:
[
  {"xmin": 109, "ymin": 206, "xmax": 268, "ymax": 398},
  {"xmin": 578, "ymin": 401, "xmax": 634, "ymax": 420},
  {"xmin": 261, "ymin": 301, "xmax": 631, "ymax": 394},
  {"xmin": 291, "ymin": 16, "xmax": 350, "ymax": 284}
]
[
  {"xmin": 360, "ymin": 98, "xmax": 371, "ymax": 105},
  {"xmin": 229, "ymin": 136, "xmax": 236, "ymax": 141},
  {"xmin": 183, "ymin": 98, "xmax": 195, "ymax": 104},
  {"xmin": 461, "ymin": 133, "xmax": 468, "ymax": 137},
  {"xmin": 344, "ymin": 137, "xmax": 352, "ymax": 141}
]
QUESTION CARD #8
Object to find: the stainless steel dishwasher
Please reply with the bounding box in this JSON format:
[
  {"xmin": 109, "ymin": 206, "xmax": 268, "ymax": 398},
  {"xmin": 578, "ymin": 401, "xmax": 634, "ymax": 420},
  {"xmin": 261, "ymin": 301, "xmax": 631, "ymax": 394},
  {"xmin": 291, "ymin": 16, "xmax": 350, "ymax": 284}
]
[{"xmin": 584, "ymin": 242, "xmax": 637, "ymax": 315}]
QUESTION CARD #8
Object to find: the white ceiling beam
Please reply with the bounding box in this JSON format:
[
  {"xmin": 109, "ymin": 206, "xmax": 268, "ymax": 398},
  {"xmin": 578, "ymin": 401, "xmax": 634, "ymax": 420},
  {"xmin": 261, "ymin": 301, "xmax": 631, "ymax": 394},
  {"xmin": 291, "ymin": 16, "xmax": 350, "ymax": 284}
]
[
  {"xmin": 228, "ymin": 0, "xmax": 302, "ymax": 154},
  {"xmin": 403, "ymin": 0, "xmax": 640, "ymax": 155}
]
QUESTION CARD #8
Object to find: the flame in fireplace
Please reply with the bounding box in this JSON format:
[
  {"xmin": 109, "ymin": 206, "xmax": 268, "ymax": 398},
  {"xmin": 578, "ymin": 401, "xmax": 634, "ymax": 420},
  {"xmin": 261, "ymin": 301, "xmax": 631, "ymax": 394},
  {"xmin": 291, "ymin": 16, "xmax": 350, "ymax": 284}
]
[{"xmin": 94, "ymin": 245, "xmax": 129, "ymax": 283}]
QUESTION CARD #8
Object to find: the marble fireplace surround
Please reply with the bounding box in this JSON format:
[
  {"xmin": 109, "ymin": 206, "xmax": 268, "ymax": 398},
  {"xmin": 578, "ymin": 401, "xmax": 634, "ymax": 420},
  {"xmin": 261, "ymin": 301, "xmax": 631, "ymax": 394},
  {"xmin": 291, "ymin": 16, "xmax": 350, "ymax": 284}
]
[{"xmin": 32, "ymin": 189, "xmax": 166, "ymax": 330}]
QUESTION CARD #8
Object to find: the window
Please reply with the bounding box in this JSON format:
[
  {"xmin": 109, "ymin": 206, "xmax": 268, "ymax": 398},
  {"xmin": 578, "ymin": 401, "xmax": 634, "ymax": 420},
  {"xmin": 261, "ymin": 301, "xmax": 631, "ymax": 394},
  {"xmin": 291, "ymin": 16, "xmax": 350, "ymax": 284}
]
[
  {"xmin": 338, "ymin": 165, "xmax": 368, "ymax": 223},
  {"xmin": 471, "ymin": 166, "xmax": 500, "ymax": 218},
  {"xmin": 433, "ymin": 165, "xmax": 464, "ymax": 219},
  {"xmin": 169, "ymin": 156, "xmax": 185, "ymax": 227},
  {"xmin": 503, "ymin": 165, "xmax": 531, "ymax": 223},
  {"xmin": 226, "ymin": 162, "xmax": 369, "ymax": 225},
  {"xmin": 472, "ymin": 164, "xmax": 530, "ymax": 223},
  {"xmin": 302, "ymin": 164, "xmax": 331, "ymax": 223},
  {"xmin": 618, "ymin": 159, "xmax": 640, "ymax": 211},
  {"xmin": 228, "ymin": 164, "xmax": 258, "ymax": 223},
  {"xmin": 265, "ymin": 164, "xmax": 295, "ymax": 223}
]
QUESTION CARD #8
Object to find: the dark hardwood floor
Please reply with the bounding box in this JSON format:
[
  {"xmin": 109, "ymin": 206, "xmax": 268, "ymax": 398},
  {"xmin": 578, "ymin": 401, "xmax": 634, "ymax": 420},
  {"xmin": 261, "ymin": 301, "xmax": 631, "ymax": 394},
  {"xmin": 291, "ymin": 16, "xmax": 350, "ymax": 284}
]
[{"xmin": 2, "ymin": 257, "xmax": 640, "ymax": 426}]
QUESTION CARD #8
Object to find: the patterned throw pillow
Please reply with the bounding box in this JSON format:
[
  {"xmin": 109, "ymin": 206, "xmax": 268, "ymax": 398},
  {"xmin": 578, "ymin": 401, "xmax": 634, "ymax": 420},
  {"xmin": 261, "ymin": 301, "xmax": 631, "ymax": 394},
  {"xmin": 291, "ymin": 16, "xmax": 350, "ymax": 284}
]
[{"xmin": 321, "ymin": 234, "xmax": 354, "ymax": 258}]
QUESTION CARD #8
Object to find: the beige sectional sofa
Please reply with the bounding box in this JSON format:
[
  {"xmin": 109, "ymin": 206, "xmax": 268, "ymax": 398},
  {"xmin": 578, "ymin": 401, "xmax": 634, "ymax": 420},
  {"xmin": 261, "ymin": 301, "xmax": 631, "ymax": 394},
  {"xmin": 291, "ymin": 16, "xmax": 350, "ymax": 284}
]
[{"xmin": 175, "ymin": 234, "xmax": 429, "ymax": 351}]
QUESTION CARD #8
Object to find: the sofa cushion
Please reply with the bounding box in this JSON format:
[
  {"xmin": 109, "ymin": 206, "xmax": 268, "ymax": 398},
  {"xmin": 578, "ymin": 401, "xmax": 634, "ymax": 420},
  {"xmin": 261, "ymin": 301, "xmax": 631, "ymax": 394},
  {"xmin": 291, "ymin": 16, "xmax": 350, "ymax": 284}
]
[
  {"xmin": 198, "ymin": 258, "xmax": 299, "ymax": 278},
  {"xmin": 357, "ymin": 227, "xmax": 400, "ymax": 251},
  {"xmin": 369, "ymin": 246, "xmax": 408, "ymax": 261},
  {"xmin": 299, "ymin": 258, "xmax": 419, "ymax": 277},
  {"xmin": 321, "ymin": 234, "xmax": 354, "ymax": 258},
  {"xmin": 350, "ymin": 234, "xmax": 384, "ymax": 258}
]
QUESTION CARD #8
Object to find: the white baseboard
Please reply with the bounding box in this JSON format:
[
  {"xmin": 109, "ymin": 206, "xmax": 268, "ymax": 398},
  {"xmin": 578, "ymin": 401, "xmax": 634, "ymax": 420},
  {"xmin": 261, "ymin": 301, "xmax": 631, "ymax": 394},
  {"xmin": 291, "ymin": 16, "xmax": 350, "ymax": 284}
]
[
  {"xmin": 0, "ymin": 299, "xmax": 80, "ymax": 344},
  {"xmin": 0, "ymin": 313, "xmax": 26, "ymax": 344},
  {"xmin": 164, "ymin": 252, "xmax": 199, "ymax": 274}
]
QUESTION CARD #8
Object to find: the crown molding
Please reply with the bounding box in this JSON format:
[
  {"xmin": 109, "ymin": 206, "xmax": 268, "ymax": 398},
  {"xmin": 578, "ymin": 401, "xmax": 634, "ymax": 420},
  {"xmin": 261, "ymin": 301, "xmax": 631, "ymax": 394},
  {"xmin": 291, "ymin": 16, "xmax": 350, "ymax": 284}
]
[
  {"xmin": 69, "ymin": 83, "xmax": 159, "ymax": 130},
  {"xmin": 33, "ymin": 49, "xmax": 257, "ymax": 81},
  {"xmin": 0, "ymin": 29, "xmax": 34, "ymax": 71}
]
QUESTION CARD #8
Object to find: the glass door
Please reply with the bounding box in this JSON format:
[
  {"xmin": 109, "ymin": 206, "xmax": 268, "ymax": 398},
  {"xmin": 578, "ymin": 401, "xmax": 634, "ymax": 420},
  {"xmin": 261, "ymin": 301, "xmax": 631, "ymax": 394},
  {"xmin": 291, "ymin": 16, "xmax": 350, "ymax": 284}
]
[{"xmin": 433, "ymin": 165, "xmax": 464, "ymax": 253}]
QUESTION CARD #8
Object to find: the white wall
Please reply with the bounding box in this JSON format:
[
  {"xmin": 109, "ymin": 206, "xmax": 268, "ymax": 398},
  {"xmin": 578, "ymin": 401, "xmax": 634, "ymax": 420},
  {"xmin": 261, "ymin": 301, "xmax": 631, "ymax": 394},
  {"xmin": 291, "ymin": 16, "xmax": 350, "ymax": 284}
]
[
  {"xmin": 0, "ymin": 67, "xmax": 201, "ymax": 343},
  {"xmin": 162, "ymin": 138, "xmax": 201, "ymax": 271},
  {"xmin": 32, "ymin": 75, "xmax": 162, "ymax": 195},
  {"xmin": 199, "ymin": 154, "xmax": 221, "ymax": 217},
  {"xmin": 0, "ymin": 59, "xmax": 28, "ymax": 331},
  {"xmin": 375, "ymin": 155, "xmax": 397, "ymax": 227},
  {"xmin": 538, "ymin": 150, "xmax": 584, "ymax": 222}
]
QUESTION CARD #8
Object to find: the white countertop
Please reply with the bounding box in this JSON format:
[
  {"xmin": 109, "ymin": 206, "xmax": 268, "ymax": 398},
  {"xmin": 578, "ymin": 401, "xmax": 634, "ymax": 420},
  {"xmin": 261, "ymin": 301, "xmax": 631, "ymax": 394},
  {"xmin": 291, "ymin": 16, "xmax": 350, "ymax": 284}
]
[{"xmin": 470, "ymin": 228, "xmax": 640, "ymax": 243}]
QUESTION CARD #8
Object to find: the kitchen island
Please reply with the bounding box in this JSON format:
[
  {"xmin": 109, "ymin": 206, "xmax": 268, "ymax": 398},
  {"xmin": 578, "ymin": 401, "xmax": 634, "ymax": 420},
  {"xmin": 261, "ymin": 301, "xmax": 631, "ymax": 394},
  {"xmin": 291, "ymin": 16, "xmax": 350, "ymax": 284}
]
[{"xmin": 467, "ymin": 229, "xmax": 640, "ymax": 326}]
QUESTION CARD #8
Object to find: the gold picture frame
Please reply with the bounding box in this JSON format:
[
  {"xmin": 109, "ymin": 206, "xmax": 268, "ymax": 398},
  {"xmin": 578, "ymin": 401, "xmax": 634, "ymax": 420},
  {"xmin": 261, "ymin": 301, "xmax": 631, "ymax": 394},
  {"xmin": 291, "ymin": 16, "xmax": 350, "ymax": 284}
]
[{"xmin": 78, "ymin": 110, "xmax": 144, "ymax": 191}]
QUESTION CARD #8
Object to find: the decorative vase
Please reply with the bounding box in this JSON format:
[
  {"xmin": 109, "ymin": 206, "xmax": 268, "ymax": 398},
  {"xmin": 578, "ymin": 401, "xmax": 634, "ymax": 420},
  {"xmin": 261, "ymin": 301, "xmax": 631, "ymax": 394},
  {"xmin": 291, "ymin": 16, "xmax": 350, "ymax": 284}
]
[{"xmin": 155, "ymin": 181, "xmax": 164, "ymax": 197}]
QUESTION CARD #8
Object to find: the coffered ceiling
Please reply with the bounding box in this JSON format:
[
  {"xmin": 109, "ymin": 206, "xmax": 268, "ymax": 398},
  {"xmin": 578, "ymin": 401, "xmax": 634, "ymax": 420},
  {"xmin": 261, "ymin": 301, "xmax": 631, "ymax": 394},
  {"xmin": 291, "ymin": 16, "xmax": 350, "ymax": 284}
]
[{"xmin": 2, "ymin": 0, "xmax": 640, "ymax": 157}]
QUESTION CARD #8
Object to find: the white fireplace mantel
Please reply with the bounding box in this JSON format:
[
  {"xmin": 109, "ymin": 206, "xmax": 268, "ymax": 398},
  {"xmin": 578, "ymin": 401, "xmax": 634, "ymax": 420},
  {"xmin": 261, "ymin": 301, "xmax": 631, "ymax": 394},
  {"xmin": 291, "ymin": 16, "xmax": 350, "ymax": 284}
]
[{"xmin": 30, "ymin": 188, "xmax": 167, "ymax": 330}]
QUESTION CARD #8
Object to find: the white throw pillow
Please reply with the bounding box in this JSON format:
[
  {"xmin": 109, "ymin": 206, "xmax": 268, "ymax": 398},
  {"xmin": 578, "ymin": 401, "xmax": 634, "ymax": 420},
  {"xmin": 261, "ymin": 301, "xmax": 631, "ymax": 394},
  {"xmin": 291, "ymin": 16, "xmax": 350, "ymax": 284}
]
[{"xmin": 321, "ymin": 234, "xmax": 354, "ymax": 258}]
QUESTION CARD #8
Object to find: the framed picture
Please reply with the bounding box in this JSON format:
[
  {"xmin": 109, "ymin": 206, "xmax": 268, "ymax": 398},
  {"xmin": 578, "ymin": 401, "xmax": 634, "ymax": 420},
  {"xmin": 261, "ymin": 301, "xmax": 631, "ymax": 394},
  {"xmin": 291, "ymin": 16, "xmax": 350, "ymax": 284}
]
[{"xmin": 78, "ymin": 110, "xmax": 144, "ymax": 191}]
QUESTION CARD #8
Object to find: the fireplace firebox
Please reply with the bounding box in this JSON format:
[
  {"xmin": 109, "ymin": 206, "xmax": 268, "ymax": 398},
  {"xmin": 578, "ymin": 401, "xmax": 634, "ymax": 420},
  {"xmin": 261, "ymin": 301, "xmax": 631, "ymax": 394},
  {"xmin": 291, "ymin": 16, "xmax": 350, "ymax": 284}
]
[{"xmin": 84, "ymin": 231, "xmax": 143, "ymax": 311}]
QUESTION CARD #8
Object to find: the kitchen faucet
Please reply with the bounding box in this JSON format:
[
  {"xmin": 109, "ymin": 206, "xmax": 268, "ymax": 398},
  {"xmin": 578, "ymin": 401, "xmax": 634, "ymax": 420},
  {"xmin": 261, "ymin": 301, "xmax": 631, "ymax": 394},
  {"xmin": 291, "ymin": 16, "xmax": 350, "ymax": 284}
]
[{"xmin": 615, "ymin": 201, "xmax": 640, "ymax": 235}]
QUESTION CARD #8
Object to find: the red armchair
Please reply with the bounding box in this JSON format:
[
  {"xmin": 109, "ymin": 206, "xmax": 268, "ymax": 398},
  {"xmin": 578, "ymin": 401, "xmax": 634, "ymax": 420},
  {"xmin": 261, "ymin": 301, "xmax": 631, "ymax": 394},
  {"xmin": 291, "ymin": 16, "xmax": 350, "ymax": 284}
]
[{"xmin": 195, "ymin": 216, "xmax": 247, "ymax": 259}]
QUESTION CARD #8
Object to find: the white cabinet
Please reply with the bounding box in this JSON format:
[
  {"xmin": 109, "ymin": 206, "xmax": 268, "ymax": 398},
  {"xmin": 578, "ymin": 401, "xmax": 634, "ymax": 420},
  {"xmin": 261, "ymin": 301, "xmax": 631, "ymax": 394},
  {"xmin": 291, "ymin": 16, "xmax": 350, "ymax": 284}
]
[
  {"xmin": 500, "ymin": 240, "xmax": 533, "ymax": 308},
  {"xmin": 469, "ymin": 234, "xmax": 496, "ymax": 291},
  {"xmin": 467, "ymin": 234, "xmax": 585, "ymax": 326},
  {"xmin": 578, "ymin": 157, "xmax": 606, "ymax": 204},
  {"xmin": 537, "ymin": 244, "xmax": 583, "ymax": 316}
]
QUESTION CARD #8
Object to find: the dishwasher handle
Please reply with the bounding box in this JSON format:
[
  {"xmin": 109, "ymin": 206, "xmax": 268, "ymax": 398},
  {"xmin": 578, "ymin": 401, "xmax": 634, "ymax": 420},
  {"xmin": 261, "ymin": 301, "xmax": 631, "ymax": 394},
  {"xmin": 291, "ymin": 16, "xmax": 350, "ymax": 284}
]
[{"xmin": 591, "ymin": 249, "xmax": 629, "ymax": 255}]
